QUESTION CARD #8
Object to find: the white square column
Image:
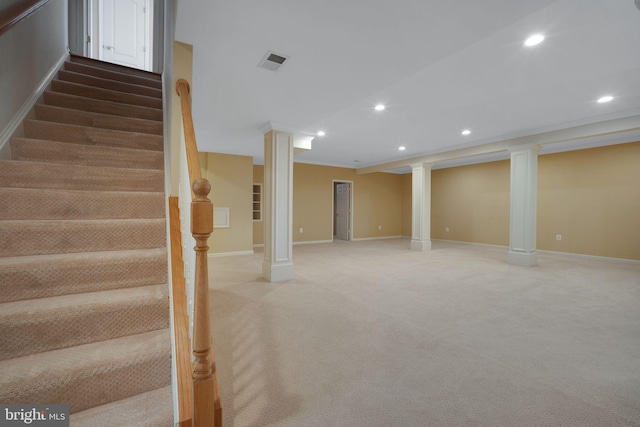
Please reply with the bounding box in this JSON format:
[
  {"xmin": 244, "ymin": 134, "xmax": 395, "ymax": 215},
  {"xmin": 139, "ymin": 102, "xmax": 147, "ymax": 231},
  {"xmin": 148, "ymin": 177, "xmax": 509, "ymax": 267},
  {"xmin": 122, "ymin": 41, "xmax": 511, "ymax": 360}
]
[
  {"xmin": 262, "ymin": 129, "xmax": 294, "ymax": 282},
  {"xmin": 410, "ymin": 162, "xmax": 433, "ymax": 251},
  {"xmin": 508, "ymin": 144, "xmax": 541, "ymax": 266}
]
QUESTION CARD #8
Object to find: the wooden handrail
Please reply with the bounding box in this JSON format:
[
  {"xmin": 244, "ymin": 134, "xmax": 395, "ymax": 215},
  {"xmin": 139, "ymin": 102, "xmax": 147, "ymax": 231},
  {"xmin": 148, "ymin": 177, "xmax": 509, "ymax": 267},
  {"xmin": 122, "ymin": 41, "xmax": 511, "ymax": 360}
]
[
  {"xmin": 175, "ymin": 79, "xmax": 222, "ymax": 427},
  {"xmin": 176, "ymin": 79, "xmax": 202, "ymax": 187},
  {"xmin": 169, "ymin": 197, "xmax": 194, "ymax": 427},
  {"xmin": 0, "ymin": 0, "xmax": 51, "ymax": 37}
]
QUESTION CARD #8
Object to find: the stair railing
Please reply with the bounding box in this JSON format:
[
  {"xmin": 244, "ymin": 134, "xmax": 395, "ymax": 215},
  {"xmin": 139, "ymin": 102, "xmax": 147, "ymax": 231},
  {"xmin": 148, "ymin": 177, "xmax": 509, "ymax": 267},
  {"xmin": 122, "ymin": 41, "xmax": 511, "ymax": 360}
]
[{"xmin": 175, "ymin": 78, "xmax": 222, "ymax": 427}]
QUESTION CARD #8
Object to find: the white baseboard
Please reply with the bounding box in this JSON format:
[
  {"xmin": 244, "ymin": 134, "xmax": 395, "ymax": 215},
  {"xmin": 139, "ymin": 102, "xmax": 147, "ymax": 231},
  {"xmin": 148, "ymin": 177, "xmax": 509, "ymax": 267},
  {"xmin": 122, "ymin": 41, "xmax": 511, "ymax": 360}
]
[
  {"xmin": 293, "ymin": 240, "xmax": 334, "ymax": 245},
  {"xmin": 208, "ymin": 250, "xmax": 254, "ymax": 258},
  {"xmin": 254, "ymin": 240, "xmax": 334, "ymax": 247},
  {"xmin": 431, "ymin": 239, "xmax": 508, "ymax": 249},
  {"xmin": 432, "ymin": 239, "xmax": 639, "ymax": 264},
  {"xmin": 352, "ymin": 235, "xmax": 402, "ymax": 242},
  {"xmin": 0, "ymin": 52, "xmax": 69, "ymax": 154},
  {"xmin": 537, "ymin": 249, "xmax": 640, "ymax": 265}
]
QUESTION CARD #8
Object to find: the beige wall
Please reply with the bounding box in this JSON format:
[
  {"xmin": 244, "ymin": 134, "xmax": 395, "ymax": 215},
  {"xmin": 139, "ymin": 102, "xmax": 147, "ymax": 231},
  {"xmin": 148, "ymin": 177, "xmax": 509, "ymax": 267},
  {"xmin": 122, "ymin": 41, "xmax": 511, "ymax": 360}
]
[
  {"xmin": 538, "ymin": 142, "xmax": 640, "ymax": 260},
  {"xmin": 411, "ymin": 142, "xmax": 640, "ymax": 260},
  {"xmin": 169, "ymin": 41, "xmax": 193, "ymax": 195},
  {"xmin": 200, "ymin": 152, "xmax": 254, "ymax": 254},
  {"xmin": 431, "ymin": 160, "xmax": 511, "ymax": 246},
  {"xmin": 219, "ymin": 142, "xmax": 638, "ymax": 259},
  {"xmin": 253, "ymin": 163, "xmax": 404, "ymax": 245}
]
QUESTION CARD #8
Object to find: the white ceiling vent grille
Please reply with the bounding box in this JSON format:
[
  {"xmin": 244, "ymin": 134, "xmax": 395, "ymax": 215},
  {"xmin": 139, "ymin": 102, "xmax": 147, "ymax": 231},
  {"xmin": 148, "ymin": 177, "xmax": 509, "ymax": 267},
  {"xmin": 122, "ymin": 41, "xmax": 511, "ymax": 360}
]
[{"xmin": 258, "ymin": 51, "xmax": 289, "ymax": 72}]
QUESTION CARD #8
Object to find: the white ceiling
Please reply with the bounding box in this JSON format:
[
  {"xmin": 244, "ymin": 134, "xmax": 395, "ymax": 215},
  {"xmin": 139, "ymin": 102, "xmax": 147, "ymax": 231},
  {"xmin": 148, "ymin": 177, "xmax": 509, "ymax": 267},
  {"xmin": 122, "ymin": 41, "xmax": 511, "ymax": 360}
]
[{"xmin": 175, "ymin": 0, "xmax": 640, "ymax": 171}]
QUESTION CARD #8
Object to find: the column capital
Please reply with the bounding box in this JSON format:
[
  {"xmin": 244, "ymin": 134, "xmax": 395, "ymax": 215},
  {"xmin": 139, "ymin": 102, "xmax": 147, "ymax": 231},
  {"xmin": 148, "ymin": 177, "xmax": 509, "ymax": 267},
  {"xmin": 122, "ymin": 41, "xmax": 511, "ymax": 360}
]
[
  {"xmin": 260, "ymin": 121, "xmax": 295, "ymax": 135},
  {"xmin": 410, "ymin": 161, "xmax": 433, "ymax": 170},
  {"xmin": 507, "ymin": 143, "xmax": 542, "ymax": 153}
]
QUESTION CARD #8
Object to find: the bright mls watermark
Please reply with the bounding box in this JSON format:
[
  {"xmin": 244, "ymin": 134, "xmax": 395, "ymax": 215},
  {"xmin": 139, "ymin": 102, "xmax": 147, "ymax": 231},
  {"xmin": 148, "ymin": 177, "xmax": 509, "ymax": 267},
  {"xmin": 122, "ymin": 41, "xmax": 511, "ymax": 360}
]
[{"xmin": 1, "ymin": 405, "xmax": 68, "ymax": 426}]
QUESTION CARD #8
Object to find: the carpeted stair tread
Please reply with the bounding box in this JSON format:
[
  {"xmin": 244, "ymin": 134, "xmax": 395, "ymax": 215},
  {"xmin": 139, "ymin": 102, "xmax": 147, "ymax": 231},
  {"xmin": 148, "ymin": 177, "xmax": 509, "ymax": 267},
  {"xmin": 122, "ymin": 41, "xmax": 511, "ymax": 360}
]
[
  {"xmin": 63, "ymin": 61, "xmax": 162, "ymax": 90},
  {"xmin": 0, "ymin": 160, "xmax": 164, "ymax": 192},
  {"xmin": 0, "ymin": 56, "xmax": 173, "ymax": 420},
  {"xmin": 44, "ymin": 91, "xmax": 162, "ymax": 121},
  {"xmin": 0, "ymin": 187, "xmax": 165, "ymax": 221},
  {"xmin": 70, "ymin": 385, "xmax": 173, "ymax": 427},
  {"xmin": 58, "ymin": 69, "xmax": 162, "ymax": 99},
  {"xmin": 0, "ymin": 284, "xmax": 169, "ymax": 360},
  {"xmin": 24, "ymin": 119, "xmax": 163, "ymax": 151},
  {"xmin": 0, "ymin": 248, "xmax": 167, "ymax": 303},
  {"xmin": 0, "ymin": 329, "xmax": 171, "ymax": 413},
  {"xmin": 10, "ymin": 138, "xmax": 164, "ymax": 170},
  {"xmin": 70, "ymin": 55, "xmax": 162, "ymax": 82},
  {"xmin": 0, "ymin": 218, "xmax": 166, "ymax": 257},
  {"xmin": 51, "ymin": 80, "xmax": 163, "ymax": 109},
  {"xmin": 34, "ymin": 104, "xmax": 163, "ymax": 135}
]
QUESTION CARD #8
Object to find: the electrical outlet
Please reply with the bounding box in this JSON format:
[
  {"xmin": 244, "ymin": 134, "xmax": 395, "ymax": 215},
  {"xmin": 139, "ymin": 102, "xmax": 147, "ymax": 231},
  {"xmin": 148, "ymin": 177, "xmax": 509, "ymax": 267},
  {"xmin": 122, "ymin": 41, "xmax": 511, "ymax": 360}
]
[
  {"xmin": 299, "ymin": 227, "xmax": 303, "ymax": 233},
  {"xmin": 445, "ymin": 227, "xmax": 449, "ymax": 232},
  {"xmin": 378, "ymin": 225, "xmax": 382, "ymax": 230},
  {"xmin": 556, "ymin": 234, "xmax": 562, "ymax": 241}
]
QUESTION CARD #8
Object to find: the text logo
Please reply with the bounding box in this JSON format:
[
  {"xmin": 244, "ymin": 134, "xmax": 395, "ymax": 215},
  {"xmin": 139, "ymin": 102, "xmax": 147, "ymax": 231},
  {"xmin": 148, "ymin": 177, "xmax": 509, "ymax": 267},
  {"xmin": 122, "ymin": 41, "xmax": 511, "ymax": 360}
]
[{"xmin": 0, "ymin": 405, "xmax": 69, "ymax": 427}]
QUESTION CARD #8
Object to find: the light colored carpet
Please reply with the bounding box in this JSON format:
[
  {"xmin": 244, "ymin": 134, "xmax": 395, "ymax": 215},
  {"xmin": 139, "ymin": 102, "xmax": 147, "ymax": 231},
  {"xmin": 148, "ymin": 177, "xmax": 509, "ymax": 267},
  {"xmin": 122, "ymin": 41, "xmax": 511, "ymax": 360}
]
[
  {"xmin": 209, "ymin": 239, "xmax": 640, "ymax": 427},
  {"xmin": 0, "ymin": 55, "xmax": 172, "ymax": 423}
]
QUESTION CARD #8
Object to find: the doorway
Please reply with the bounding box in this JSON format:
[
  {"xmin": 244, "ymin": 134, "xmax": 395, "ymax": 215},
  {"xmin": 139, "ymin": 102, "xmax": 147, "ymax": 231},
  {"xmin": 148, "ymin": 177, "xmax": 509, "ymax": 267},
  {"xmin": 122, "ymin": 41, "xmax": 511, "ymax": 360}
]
[
  {"xmin": 332, "ymin": 180, "xmax": 353, "ymax": 241},
  {"xmin": 86, "ymin": 0, "xmax": 153, "ymax": 71}
]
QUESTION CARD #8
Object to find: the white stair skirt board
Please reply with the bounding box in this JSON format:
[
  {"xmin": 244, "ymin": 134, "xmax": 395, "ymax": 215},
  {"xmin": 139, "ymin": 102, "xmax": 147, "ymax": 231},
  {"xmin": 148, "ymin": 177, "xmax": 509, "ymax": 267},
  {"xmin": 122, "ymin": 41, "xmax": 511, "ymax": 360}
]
[
  {"xmin": 0, "ymin": 53, "xmax": 69, "ymax": 156},
  {"xmin": 208, "ymin": 250, "xmax": 254, "ymax": 258},
  {"xmin": 262, "ymin": 261, "xmax": 294, "ymax": 282}
]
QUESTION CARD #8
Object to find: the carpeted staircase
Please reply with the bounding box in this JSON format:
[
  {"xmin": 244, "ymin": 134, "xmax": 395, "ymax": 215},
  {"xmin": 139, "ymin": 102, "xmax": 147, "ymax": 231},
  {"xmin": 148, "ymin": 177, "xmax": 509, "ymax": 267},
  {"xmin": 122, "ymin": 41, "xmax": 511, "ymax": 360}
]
[{"xmin": 0, "ymin": 55, "xmax": 173, "ymax": 426}]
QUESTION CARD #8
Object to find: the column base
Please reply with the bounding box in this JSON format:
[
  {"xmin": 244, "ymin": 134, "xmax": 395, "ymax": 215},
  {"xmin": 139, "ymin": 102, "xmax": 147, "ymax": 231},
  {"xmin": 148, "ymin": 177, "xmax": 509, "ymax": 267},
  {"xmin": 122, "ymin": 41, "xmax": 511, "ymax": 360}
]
[
  {"xmin": 410, "ymin": 239, "xmax": 432, "ymax": 251},
  {"xmin": 262, "ymin": 261, "xmax": 294, "ymax": 282},
  {"xmin": 507, "ymin": 250, "xmax": 538, "ymax": 267}
]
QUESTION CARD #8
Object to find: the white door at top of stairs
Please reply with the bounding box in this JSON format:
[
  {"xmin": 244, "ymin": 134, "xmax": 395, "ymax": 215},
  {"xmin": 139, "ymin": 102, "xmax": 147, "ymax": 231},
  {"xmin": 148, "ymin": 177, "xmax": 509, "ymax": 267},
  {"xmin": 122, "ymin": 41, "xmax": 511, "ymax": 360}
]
[{"xmin": 98, "ymin": 0, "xmax": 152, "ymax": 71}]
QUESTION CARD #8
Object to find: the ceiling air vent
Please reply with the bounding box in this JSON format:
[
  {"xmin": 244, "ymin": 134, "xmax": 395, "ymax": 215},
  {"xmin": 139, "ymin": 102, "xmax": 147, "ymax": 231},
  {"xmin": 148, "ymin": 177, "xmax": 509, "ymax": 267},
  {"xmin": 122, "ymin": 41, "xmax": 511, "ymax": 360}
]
[{"xmin": 258, "ymin": 51, "xmax": 289, "ymax": 72}]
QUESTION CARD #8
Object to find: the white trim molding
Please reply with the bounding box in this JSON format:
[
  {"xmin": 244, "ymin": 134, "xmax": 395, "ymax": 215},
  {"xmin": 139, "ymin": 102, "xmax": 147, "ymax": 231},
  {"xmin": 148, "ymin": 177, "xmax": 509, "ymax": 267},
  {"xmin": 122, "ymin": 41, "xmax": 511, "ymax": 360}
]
[
  {"xmin": 208, "ymin": 250, "xmax": 254, "ymax": 258},
  {"xmin": 431, "ymin": 239, "xmax": 508, "ymax": 249},
  {"xmin": 293, "ymin": 240, "xmax": 334, "ymax": 245},
  {"xmin": 0, "ymin": 52, "xmax": 69, "ymax": 155},
  {"xmin": 352, "ymin": 236, "xmax": 403, "ymax": 241},
  {"xmin": 213, "ymin": 207, "xmax": 230, "ymax": 228},
  {"xmin": 537, "ymin": 250, "xmax": 640, "ymax": 265}
]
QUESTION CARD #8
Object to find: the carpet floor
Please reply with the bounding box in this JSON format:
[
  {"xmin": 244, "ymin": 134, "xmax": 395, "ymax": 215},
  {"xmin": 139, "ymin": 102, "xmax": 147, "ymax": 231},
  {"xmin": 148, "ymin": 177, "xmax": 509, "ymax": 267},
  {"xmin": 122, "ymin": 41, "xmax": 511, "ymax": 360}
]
[{"xmin": 209, "ymin": 239, "xmax": 640, "ymax": 427}]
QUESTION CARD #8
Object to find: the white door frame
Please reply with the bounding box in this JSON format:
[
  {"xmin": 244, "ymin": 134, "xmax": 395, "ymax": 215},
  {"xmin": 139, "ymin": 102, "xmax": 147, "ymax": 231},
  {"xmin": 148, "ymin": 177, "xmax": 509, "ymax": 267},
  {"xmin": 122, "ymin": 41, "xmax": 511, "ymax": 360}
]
[{"xmin": 332, "ymin": 180, "xmax": 354, "ymax": 241}]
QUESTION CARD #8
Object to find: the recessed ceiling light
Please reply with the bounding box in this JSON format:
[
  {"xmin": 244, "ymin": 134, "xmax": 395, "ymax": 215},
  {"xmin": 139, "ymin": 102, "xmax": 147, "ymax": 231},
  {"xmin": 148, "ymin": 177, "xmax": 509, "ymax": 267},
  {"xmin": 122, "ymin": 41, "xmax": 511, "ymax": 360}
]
[
  {"xmin": 374, "ymin": 104, "xmax": 386, "ymax": 111},
  {"xmin": 597, "ymin": 95, "xmax": 614, "ymax": 103},
  {"xmin": 461, "ymin": 130, "xmax": 471, "ymax": 135},
  {"xmin": 398, "ymin": 146, "xmax": 406, "ymax": 151},
  {"xmin": 524, "ymin": 34, "xmax": 545, "ymax": 47},
  {"xmin": 317, "ymin": 131, "xmax": 325, "ymax": 136}
]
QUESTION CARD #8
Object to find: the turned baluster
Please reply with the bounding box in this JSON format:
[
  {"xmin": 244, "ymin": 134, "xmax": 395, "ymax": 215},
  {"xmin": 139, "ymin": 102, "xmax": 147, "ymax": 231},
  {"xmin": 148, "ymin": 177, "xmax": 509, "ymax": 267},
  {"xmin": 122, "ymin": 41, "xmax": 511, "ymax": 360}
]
[{"xmin": 191, "ymin": 178, "xmax": 217, "ymax": 426}]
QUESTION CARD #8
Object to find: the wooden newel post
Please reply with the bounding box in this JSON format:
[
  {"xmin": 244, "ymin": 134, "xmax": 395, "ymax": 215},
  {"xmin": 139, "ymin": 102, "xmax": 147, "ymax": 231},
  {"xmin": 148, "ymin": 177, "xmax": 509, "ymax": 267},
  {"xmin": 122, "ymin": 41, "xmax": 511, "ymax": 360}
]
[{"xmin": 191, "ymin": 178, "xmax": 218, "ymax": 426}]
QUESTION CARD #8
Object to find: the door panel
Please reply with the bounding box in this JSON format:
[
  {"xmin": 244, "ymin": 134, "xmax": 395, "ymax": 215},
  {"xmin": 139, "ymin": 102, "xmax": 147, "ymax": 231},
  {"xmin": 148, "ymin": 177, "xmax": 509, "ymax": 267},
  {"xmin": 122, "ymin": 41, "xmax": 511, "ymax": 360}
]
[{"xmin": 99, "ymin": 0, "xmax": 147, "ymax": 70}]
